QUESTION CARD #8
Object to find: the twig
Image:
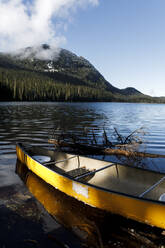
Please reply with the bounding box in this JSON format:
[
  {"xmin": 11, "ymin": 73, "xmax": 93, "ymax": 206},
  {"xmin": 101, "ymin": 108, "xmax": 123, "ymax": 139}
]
[
  {"xmin": 113, "ymin": 127, "xmax": 124, "ymax": 144},
  {"xmin": 124, "ymin": 127, "xmax": 145, "ymax": 144}
]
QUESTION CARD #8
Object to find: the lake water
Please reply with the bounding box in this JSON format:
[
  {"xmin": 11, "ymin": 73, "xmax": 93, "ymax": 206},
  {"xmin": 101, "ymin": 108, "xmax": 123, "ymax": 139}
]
[
  {"xmin": 1, "ymin": 101, "xmax": 165, "ymax": 247},
  {"xmin": 1, "ymin": 101, "xmax": 165, "ymax": 171}
]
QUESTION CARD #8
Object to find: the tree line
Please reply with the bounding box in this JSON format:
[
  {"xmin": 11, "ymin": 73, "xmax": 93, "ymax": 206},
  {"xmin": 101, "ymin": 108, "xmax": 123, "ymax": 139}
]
[{"xmin": 0, "ymin": 69, "xmax": 164, "ymax": 103}]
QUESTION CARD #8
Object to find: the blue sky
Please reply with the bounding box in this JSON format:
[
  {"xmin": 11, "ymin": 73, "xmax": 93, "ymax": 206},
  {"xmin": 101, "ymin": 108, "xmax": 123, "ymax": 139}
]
[
  {"xmin": 0, "ymin": 0, "xmax": 165, "ymax": 96},
  {"xmin": 63, "ymin": 0, "xmax": 165, "ymax": 97}
]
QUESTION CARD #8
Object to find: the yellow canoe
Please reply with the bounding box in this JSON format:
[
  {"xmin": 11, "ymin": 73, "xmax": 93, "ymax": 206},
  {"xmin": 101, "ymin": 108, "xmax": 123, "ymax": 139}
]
[{"xmin": 16, "ymin": 142, "xmax": 165, "ymax": 229}]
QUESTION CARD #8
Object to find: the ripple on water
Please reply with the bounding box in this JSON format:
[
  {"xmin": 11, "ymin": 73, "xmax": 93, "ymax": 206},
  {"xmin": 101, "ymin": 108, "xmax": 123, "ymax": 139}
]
[
  {"xmin": 0, "ymin": 153, "xmax": 16, "ymax": 159},
  {"xmin": 1, "ymin": 102, "xmax": 165, "ymax": 169},
  {"xmin": 0, "ymin": 144, "xmax": 15, "ymax": 149}
]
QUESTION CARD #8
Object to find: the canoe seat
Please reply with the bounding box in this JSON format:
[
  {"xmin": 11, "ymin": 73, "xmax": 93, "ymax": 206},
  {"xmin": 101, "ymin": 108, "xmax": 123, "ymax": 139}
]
[{"xmin": 67, "ymin": 167, "xmax": 95, "ymax": 182}]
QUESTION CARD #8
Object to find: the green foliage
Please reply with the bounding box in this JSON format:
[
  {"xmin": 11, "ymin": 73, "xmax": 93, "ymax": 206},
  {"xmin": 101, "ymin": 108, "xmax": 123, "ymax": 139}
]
[{"xmin": 0, "ymin": 68, "xmax": 116, "ymax": 101}]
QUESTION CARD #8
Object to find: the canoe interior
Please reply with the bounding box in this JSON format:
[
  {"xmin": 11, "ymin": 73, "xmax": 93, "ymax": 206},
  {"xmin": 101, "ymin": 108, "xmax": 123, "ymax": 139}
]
[{"xmin": 24, "ymin": 145, "xmax": 165, "ymax": 202}]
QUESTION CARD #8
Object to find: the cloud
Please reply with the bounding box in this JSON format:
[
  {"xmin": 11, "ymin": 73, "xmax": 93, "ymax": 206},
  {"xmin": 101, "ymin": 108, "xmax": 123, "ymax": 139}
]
[
  {"xmin": 13, "ymin": 44, "xmax": 62, "ymax": 60},
  {"xmin": 0, "ymin": 0, "xmax": 99, "ymax": 52}
]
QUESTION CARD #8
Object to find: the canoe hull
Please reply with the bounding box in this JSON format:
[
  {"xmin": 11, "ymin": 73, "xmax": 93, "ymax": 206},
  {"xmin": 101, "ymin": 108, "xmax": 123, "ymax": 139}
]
[{"xmin": 16, "ymin": 143, "xmax": 165, "ymax": 229}]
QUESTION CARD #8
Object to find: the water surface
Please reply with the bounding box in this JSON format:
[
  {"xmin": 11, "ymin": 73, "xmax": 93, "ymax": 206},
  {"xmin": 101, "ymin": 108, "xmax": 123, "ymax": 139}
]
[
  {"xmin": 1, "ymin": 102, "xmax": 165, "ymax": 171},
  {"xmin": 1, "ymin": 101, "xmax": 165, "ymax": 247}
]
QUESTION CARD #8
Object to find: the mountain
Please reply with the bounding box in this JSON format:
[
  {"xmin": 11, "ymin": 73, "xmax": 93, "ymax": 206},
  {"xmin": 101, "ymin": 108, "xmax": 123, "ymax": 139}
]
[{"xmin": 0, "ymin": 44, "xmax": 156, "ymax": 102}]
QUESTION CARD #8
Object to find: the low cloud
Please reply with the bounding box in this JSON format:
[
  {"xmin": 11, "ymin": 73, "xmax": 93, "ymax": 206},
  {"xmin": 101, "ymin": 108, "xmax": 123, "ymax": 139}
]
[
  {"xmin": 13, "ymin": 44, "xmax": 61, "ymax": 60},
  {"xmin": 0, "ymin": 0, "xmax": 99, "ymax": 52}
]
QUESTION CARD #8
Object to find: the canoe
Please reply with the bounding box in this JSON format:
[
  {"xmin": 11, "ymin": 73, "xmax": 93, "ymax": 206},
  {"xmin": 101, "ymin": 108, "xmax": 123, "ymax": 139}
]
[{"xmin": 16, "ymin": 142, "xmax": 165, "ymax": 229}]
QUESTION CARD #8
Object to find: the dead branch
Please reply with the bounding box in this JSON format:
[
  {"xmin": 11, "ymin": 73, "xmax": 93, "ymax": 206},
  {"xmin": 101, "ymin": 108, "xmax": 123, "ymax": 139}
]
[{"xmin": 48, "ymin": 139, "xmax": 165, "ymax": 158}]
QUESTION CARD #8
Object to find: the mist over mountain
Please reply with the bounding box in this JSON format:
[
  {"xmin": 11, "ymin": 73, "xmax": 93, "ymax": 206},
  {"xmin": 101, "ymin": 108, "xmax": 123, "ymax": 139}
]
[{"xmin": 0, "ymin": 44, "xmax": 160, "ymax": 102}]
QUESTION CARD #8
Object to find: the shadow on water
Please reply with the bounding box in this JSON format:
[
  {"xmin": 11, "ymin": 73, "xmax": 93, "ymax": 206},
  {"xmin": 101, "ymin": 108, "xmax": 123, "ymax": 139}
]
[
  {"xmin": 15, "ymin": 159, "xmax": 165, "ymax": 248},
  {"xmin": 0, "ymin": 204, "xmax": 56, "ymax": 248},
  {"xmin": 0, "ymin": 203, "xmax": 84, "ymax": 248}
]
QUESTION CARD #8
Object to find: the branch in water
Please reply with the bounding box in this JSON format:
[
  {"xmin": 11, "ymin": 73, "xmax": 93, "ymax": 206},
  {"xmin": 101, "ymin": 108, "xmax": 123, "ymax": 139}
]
[{"xmin": 48, "ymin": 139, "xmax": 165, "ymax": 158}]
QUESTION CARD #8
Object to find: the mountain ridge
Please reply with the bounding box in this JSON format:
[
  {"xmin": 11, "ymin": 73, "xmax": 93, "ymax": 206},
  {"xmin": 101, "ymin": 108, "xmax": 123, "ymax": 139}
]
[
  {"xmin": 0, "ymin": 44, "xmax": 161, "ymax": 102},
  {"xmin": 4, "ymin": 44, "xmax": 142, "ymax": 94}
]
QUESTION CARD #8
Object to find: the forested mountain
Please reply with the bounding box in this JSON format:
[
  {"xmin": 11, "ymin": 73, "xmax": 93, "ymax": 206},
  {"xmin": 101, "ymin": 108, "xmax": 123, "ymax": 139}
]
[{"xmin": 0, "ymin": 44, "xmax": 162, "ymax": 102}]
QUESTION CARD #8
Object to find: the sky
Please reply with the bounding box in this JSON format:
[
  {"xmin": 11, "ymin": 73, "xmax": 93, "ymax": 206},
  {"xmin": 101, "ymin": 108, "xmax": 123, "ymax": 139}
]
[{"xmin": 0, "ymin": 0, "xmax": 165, "ymax": 96}]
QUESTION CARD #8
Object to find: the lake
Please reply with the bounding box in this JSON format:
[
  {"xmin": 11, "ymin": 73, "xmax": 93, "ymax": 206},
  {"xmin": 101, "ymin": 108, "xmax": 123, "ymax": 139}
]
[
  {"xmin": 1, "ymin": 101, "xmax": 165, "ymax": 247},
  {"xmin": 1, "ymin": 101, "xmax": 165, "ymax": 172},
  {"xmin": 1, "ymin": 101, "xmax": 165, "ymax": 148}
]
